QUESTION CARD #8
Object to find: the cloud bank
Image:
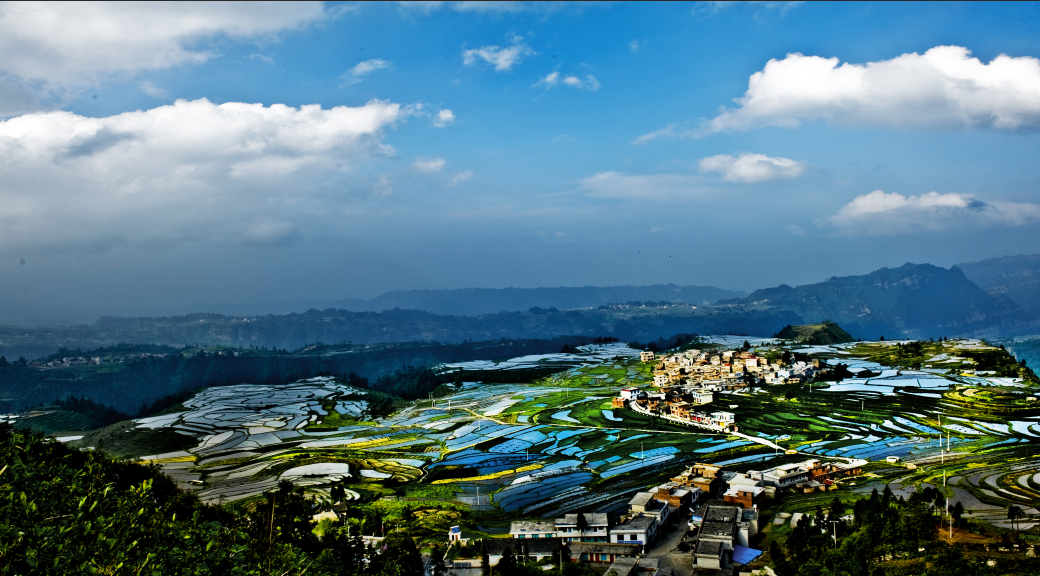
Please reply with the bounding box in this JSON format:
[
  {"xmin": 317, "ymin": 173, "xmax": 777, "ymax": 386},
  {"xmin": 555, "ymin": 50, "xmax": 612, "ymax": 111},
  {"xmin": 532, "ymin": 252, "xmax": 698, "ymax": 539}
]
[
  {"xmin": 704, "ymin": 46, "xmax": 1040, "ymax": 134},
  {"xmin": 0, "ymin": 98, "xmax": 409, "ymax": 248},
  {"xmin": 698, "ymin": 153, "xmax": 805, "ymax": 182},
  {"xmin": 0, "ymin": 2, "xmax": 328, "ymax": 87},
  {"xmin": 827, "ymin": 190, "xmax": 1040, "ymax": 234}
]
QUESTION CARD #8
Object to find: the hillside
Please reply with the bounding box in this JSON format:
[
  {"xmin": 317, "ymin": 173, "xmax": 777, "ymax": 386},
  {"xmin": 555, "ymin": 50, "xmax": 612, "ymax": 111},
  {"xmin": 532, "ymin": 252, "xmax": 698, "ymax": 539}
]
[
  {"xmin": 738, "ymin": 263, "xmax": 1023, "ymax": 339},
  {"xmin": 959, "ymin": 253, "xmax": 1040, "ymax": 317},
  {"xmin": 772, "ymin": 321, "xmax": 854, "ymax": 344}
]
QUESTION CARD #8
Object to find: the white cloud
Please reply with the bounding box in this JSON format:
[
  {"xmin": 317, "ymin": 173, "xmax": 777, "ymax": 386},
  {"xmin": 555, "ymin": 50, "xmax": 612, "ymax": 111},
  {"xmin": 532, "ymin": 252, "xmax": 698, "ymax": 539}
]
[
  {"xmin": 0, "ymin": 98, "xmax": 409, "ymax": 248},
  {"xmin": 139, "ymin": 81, "xmax": 167, "ymax": 99},
  {"xmin": 342, "ymin": 59, "xmax": 392, "ymax": 85},
  {"xmin": 462, "ymin": 36, "xmax": 533, "ymax": 71},
  {"xmin": 580, "ymin": 171, "xmax": 710, "ymax": 199},
  {"xmin": 629, "ymin": 39, "xmax": 644, "ymax": 53},
  {"xmin": 632, "ymin": 124, "xmax": 676, "ymax": 145},
  {"xmin": 0, "ymin": 2, "xmax": 329, "ymax": 90},
  {"xmin": 248, "ymin": 53, "xmax": 275, "ymax": 64},
  {"xmin": 414, "ymin": 157, "xmax": 446, "ymax": 173},
  {"xmin": 534, "ymin": 71, "xmax": 560, "ymax": 88},
  {"xmin": 448, "ymin": 170, "xmax": 473, "ymax": 186},
  {"xmin": 696, "ymin": 1, "xmax": 804, "ymax": 16},
  {"xmin": 397, "ymin": 1, "xmax": 571, "ymax": 14},
  {"xmin": 783, "ymin": 224, "xmax": 806, "ymax": 236},
  {"xmin": 563, "ymin": 74, "xmax": 599, "ymax": 91},
  {"xmin": 433, "ymin": 109, "xmax": 455, "ymax": 127},
  {"xmin": 535, "ymin": 71, "xmax": 599, "ymax": 91},
  {"xmin": 698, "ymin": 153, "xmax": 805, "ymax": 183},
  {"xmin": 827, "ymin": 190, "xmax": 1040, "ymax": 234},
  {"xmin": 702, "ymin": 46, "xmax": 1040, "ymax": 134}
]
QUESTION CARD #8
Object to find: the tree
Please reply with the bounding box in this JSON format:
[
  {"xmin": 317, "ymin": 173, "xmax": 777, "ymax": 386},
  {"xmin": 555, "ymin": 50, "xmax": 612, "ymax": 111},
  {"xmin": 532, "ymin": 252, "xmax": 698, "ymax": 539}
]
[
  {"xmin": 952, "ymin": 502, "xmax": 964, "ymax": 529},
  {"xmin": 1008, "ymin": 505, "xmax": 1024, "ymax": 537}
]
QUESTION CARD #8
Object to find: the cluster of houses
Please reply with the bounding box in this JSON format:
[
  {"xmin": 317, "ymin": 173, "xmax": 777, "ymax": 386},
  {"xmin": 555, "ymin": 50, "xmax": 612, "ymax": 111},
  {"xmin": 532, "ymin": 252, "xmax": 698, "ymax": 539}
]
[
  {"xmin": 27, "ymin": 352, "xmax": 179, "ymax": 369},
  {"xmin": 443, "ymin": 458, "xmax": 864, "ymax": 575},
  {"xmin": 640, "ymin": 349, "xmax": 818, "ymax": 388},
  {"xmin": 614, "ymin": 349, "xmax": 820, "ymax": 433},
  {"xmin": 28, "ymin": 356, "xmax": 102, "ymax": 368}
]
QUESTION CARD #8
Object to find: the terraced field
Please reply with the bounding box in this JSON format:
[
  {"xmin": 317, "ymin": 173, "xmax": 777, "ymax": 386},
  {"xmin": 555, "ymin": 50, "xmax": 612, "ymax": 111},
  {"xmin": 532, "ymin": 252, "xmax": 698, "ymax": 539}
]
[{"xmin": 82, "ymin": 338, "xmax": 1040, "ymax": 531}]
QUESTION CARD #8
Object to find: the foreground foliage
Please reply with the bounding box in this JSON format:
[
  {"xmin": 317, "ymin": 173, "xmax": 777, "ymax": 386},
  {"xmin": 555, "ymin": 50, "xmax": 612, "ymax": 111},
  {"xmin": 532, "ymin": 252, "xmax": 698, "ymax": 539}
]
[{"xmin": 0, "ymin": 423, "xmax": 425, "ymax": 575}]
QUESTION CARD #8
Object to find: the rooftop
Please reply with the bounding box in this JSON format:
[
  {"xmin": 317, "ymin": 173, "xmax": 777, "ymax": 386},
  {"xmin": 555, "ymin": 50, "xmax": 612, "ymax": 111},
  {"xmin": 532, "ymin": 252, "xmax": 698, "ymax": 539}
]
[
  {"xmin": 695, "ymin": 540, "xmax": 723, "ymax": 557},
  {"xmin": 510, "ymin": 520, "xmax": 555, "ymax": 533},
  {"xmin": 618, "ymin": 515, "xmax": 656, "ymax": 531},
  {"xmin": 704, "ymin": 505, "xmax": 741, "ymax": 523},
  {"xmin": 700, "ymin": 521, "xmax": 737, "ymax": 538},
  {"xmin": 557, "ymin": 513, "xmax": 608, "ymax": 526}
]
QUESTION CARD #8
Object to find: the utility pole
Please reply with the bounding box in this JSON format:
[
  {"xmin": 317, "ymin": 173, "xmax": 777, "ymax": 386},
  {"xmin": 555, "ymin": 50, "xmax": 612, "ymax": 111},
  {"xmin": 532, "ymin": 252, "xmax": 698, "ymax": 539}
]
[{"xmin": 830, "ymin": 520, "xmax": 840, "ymax": 548}]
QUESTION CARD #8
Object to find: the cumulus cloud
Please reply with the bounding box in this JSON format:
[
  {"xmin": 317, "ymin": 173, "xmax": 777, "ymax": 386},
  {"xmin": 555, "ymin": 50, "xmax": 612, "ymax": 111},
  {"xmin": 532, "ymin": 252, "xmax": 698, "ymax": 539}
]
[
  {"xmin": 0, "ymin": 98, "xmax": 409, "ymax": 248},
  {"xmin": 702, "ymin": 46, "xmax": 1040, "ymax": 134},
  {"xmin": 433, "ymin": 109, "xmax": 455, "ymax": 127},
  {"xmin": 341, "ymin": 59, "xmax": 392, "ymax": 85},
  {"xmin": 698, "ymin": 153, "xmax": 806, "ymax": 182},
  {"xmin": 0, "ymin": 2, "xmax": 329, "ymax": 89},
  {"xmin": 413, "ymin": 157, "xmax": 446, "ymax": 173},
  {"xmin": 580, "ymin": 171, "xmax": 710, "ymax": 199},
  {"xmin": 534, "ymin": 71, "xmax": 599, "ymax": 91},
  {"xmin": 462, "ymin": 36, "xmax": 533, "ymax": 71},
  {"xmin": 827, "ymin": 190, "xmax": 1040, "ymax": 234}
]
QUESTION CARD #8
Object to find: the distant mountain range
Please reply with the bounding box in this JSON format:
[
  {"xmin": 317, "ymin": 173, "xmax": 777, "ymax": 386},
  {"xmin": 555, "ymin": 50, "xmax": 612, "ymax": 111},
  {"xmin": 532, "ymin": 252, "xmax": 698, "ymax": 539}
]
[
  {"xmin": 3, "ymin": 254, "xmax": 1040, "ymax": 359},
  {"xmin": 0, "ymin": 284, "xmax": 746, "ymax": 326},
  {"xmin": 0, "ymin": 304, "xmax": 799, "ymax": 360},
  {"xmin": 958, "ymin": 254, "xmax": 1040, "ymax": 316},
  {"xmin": 729, "ymin": 262, "xmax": 1027, "ymax": 340}
]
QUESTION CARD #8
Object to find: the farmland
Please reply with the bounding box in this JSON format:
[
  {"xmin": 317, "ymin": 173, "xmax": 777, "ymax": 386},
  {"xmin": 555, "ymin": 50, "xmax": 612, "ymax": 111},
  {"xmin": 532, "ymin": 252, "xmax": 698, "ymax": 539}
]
[{"xmin": 50, "ymin": 337, "xmax": 1040, "ymax": 541}]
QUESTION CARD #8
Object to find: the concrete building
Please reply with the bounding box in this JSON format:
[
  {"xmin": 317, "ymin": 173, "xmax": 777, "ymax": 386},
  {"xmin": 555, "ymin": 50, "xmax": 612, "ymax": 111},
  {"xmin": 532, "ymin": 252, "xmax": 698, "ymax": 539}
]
[
  {"xmin": 568, "ymin": 542, "xmax": 640, "ymax": 563},
  {"xmin": 671, "ymin": 463, "xmax": 724, "ymax": 497},
  {"xmin": 509, "ymin": 520, "xmax": 556, "ymax": 539},
  {"xmin": 555, "ymin": 513, "xmax": 609, "ymax": 543}
]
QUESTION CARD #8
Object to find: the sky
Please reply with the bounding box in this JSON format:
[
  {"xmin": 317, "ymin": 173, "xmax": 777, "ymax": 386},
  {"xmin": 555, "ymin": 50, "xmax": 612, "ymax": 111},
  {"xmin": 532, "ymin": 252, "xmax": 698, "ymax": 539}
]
[{"xmin": 2, "ymin": 1, "xmax": 1040, "ymax": 322}]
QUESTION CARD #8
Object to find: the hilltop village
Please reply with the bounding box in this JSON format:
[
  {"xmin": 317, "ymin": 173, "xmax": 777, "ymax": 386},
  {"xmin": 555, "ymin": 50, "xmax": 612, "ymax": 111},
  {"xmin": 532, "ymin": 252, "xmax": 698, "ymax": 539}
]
[
  {"xmin": 441, "ymin": 346, "xmax": 864, "ymax": 575},
  {"xmin": 613, "ymin": 348, "xmax": 819, "ymax": 433}
]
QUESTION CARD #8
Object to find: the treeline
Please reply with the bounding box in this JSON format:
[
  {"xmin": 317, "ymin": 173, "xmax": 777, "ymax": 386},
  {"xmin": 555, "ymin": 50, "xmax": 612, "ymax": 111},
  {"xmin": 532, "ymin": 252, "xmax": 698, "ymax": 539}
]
[
  {"xmin": 53, "ymin": 396, "xmax": 131, "ymax": 427},
  {"xmin": 769, "ymin": 486, "xmax": 1027, "ymax": 575},
  {"xmin": 628, "ymin": 333, "xmax": 702, "ymax": 352},
  {"xmin": 0, "ymin": 337, "xmax": 599, "ymax": 414}
]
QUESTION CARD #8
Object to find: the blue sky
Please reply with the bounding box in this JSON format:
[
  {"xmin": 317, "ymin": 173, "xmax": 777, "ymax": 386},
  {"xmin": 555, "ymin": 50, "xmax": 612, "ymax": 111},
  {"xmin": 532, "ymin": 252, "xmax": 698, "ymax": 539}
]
[{"xmin": 2, "ymin": 1, "xmax": 1040, "ymax": 319}]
